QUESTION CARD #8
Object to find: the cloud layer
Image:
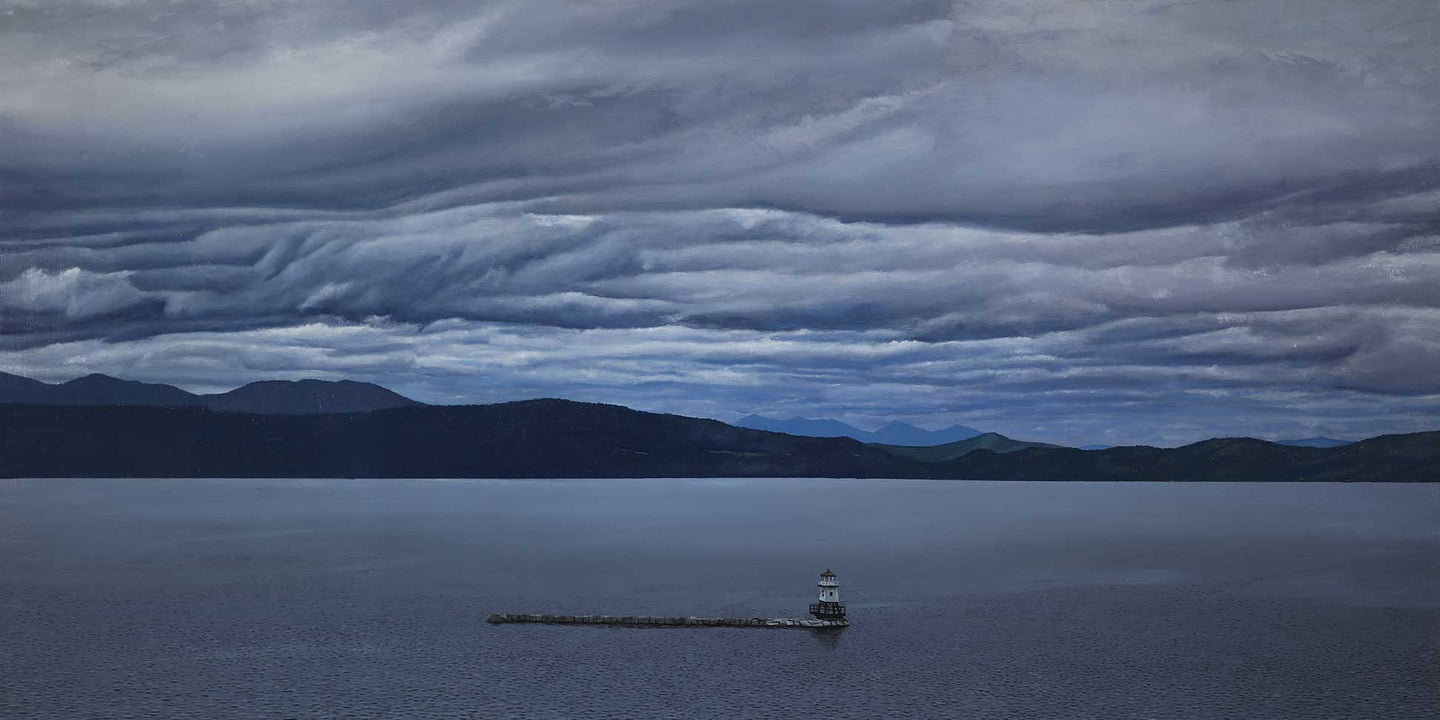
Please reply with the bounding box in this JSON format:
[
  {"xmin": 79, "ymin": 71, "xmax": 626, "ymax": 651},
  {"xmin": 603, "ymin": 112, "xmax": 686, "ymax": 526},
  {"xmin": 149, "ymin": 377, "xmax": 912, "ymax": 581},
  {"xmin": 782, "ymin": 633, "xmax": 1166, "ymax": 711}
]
[{"xmin": 3, "ymin": 0, "xmax": 1439, "ymax": 444}]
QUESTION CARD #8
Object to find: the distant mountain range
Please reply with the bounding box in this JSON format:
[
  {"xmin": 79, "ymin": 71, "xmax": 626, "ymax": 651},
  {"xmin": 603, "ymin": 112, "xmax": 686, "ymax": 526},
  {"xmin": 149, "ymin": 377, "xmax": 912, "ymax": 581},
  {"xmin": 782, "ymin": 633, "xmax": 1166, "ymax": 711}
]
[
  {"xmin": 735, "ymin": 414, "xmax": 982, "ymax": 446},
  {"xmin": 877, "ymin": 433, "xmax": 1061, "ymax": 462},
  {"xmin": 0, "ymin": 371, "xmax": 1430, "ymax": 481},
  {"xmin": 0, "ymin": 372, "xmax": 421, "ymax": 414},
  {"xmin": 1275, "ymin": 437, "xmax": 1353, "ymax": 448},
  {"xmin": 0, "ymin": 401, "xmax": 921, "ymax": 480},
  {"xmin": 0, "ymin": 402, "xmax": 1433, "ymax": 482}
]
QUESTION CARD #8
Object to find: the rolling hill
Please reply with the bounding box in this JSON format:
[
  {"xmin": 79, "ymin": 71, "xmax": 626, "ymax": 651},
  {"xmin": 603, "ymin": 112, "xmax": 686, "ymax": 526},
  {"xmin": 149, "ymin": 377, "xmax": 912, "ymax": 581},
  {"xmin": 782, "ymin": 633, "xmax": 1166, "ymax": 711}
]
[
  {"xmin": 1275, "ymin": 437, "xmax": 1353, "ymax": 448},
  {"xmin": 876, "ymin": 432, "xmax": 1061, "ymax": 462},
  {"xmin": 734, "ymin": 414, "xmax": 982, "ymax": 446}
]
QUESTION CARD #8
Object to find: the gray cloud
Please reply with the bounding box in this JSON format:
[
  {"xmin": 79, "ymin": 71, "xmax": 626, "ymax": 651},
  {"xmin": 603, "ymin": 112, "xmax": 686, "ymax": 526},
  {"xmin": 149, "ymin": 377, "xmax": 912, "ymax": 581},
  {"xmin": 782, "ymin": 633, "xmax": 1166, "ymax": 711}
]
[
  {"xmin": 6, "ymin": 1, "xmax": 1439, "ymax": 224},
  {"xmin": 2, "ymin": 0, "xmax": 1440, "ymax": 444}
]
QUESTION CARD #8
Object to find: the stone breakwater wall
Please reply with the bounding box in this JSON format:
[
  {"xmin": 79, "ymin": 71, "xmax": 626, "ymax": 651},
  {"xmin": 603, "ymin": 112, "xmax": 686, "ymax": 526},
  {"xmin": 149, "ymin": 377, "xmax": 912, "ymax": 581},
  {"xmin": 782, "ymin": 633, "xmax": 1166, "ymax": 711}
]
[{"xmin": 486, "ymin": 613, "xmax": 848, "ymax": 628}]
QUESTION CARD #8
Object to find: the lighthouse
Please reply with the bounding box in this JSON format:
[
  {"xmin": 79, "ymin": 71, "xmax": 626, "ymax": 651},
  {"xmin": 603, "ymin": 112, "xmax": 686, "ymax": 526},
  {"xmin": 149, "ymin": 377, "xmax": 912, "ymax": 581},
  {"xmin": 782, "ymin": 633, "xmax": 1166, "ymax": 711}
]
[{"xmin": 809, "ymin": 569, "xmax": 846, "ymax": 620}]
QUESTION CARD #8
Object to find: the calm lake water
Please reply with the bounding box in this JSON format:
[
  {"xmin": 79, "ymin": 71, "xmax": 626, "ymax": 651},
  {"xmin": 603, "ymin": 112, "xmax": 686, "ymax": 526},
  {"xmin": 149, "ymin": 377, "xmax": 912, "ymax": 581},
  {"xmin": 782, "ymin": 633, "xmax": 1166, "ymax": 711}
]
[{"xmin": 1, "ymin": 478, "xmax": 1437, "ymax": 719}]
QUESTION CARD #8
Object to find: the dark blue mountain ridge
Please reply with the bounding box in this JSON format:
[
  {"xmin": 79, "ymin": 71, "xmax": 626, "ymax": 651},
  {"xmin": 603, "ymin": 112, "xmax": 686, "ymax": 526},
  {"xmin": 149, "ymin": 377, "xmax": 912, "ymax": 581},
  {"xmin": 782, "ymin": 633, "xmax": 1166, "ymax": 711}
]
[
  {"xmin": 1276, "ymin": 437, "xmax": 1353, "ymax": 448},
  {"xmin": 734, "ymin": 414, "xmax": 865, "ymax": 439},
  {"xmin": 0, "ymin": 401, "xmax": 1435, "ymax": 481},
  {"xmin": 0, "ymin": 371, "xmax": 421, "ymax": 415},
  {"xmin": 736, "ymin": 414, "xmax": 983, "ymax": 446},
  {"xmin": 58, "ymin": 373, "xmax": 199, "ymax": 406},
  {"xmin": 205, "ymin": 379, "xmax": 423, "ymax": 414},
  {"xmin": 0, "ymin": 371, "xmax": 62, "ymax": 404},
  {"xmin": 0, "ymin": 371, "xmax": 1394, "ymax": 460},
  {"xmin": 878, "ymin": 432, "xmax": 1061, "ymax": 462}
]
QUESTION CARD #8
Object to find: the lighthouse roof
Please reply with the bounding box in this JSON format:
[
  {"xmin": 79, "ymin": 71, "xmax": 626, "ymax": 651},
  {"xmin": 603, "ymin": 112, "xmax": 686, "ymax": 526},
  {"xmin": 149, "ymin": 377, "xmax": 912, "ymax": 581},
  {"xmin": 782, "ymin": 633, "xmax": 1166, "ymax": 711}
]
[{"xmin": 820, "ymin": 569, "xmax": 836, "ymax": 577}]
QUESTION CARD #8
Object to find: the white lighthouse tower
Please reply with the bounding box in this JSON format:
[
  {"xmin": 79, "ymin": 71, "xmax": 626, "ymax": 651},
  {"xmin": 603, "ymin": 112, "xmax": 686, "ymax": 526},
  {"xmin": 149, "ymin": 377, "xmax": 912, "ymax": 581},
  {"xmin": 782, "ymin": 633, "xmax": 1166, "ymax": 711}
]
[{"xmin": 809, "ymin": 569, "xmax": 846, "ymax": 620}]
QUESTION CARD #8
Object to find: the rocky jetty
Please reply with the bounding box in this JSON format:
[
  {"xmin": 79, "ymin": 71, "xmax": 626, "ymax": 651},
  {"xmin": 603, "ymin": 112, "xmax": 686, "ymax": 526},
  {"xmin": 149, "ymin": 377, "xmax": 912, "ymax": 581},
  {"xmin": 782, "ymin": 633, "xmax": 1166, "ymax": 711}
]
[{"xmin": 486, "ymin": 613, "xmax": 848, "ymax": 628}]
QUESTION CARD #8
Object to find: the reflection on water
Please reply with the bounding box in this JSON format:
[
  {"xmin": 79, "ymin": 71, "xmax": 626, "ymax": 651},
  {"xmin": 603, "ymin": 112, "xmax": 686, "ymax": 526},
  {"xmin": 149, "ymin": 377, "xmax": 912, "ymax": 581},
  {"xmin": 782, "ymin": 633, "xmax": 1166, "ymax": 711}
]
[
  {"xmin": 809, "ymin": 627, "xmax": 845, "ymax": 652},
  {"xmin": 1, "ymin": 478, "xmax": 1436, "ymax": 719}
]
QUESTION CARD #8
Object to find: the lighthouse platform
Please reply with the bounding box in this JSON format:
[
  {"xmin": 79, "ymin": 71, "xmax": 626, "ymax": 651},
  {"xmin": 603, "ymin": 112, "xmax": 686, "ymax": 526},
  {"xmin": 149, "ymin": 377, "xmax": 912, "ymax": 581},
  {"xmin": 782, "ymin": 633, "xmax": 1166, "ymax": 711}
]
[{"xmin": 486, "ymin": 613, "xmax": 848, "ymax": 629}]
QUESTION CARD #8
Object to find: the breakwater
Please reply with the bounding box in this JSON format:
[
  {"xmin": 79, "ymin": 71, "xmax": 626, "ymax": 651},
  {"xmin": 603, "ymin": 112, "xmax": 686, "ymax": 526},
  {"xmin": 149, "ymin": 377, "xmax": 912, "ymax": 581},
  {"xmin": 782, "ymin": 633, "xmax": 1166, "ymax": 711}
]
[{"xmin": 486, "ymin": 613, "xmax": 848, "ymax": 628}]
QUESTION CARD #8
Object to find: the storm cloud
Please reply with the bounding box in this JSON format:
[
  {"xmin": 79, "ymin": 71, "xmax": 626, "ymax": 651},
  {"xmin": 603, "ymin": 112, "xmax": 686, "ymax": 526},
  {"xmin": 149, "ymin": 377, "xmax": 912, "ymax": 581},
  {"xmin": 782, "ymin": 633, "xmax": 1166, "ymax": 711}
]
[{"xmin": 3, "ymin": 0, "xmax": 1439, "ymax": 445}]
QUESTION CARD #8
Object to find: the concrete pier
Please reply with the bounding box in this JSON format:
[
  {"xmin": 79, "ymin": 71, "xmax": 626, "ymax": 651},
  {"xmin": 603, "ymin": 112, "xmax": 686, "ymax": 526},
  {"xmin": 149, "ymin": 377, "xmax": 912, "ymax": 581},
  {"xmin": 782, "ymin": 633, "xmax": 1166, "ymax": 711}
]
[{"xmin": 486, "ymin": 613, "xmax": 848, "ymax": 628}]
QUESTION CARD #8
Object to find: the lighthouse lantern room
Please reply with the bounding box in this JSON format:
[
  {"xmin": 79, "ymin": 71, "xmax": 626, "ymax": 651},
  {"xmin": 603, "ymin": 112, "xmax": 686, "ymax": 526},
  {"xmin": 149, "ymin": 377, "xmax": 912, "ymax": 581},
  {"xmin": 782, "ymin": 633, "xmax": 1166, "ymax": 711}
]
[{"xmin": 809, "ymin": 569, "xmax": 846, "ymax": 620}]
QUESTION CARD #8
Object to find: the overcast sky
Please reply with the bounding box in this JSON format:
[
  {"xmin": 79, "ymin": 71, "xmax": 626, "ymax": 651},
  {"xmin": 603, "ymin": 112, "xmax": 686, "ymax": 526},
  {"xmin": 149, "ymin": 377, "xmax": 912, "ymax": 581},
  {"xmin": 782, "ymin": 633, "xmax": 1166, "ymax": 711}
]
[{"xmin": 2, "ymin": 0, "xmax": 1439, "ymax": 445}]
